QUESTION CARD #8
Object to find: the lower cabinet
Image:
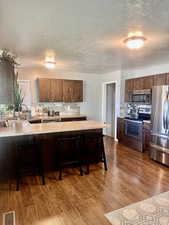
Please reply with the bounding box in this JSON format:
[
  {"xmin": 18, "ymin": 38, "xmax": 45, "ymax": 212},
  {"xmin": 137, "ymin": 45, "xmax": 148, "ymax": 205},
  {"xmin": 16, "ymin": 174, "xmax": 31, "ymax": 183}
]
[
  {"xmin": 117, "ymin": 117, "xmax": 125, "ymax": 141},
  {"xmin": 29, "ymin": 116, "xmax": 87, "ymax": 124},
  {"xmin": 143, "ymin": 122, "xmax": 151, "ymax": 152},
  {"xmin": 61, "ymin": 116, "xmax": 87, "ymax": 122}
]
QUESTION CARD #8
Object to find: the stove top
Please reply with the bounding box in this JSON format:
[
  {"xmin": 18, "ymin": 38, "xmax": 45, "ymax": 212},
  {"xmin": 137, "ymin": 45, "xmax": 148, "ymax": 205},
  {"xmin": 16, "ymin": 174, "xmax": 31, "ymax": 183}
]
[
  {"xmin": 125, "ymin": 117, "xmax": 143, "ymax": 121},
  {"xmin": 125, "ymin": 113, "xmax": 151, "ymax": 122}
]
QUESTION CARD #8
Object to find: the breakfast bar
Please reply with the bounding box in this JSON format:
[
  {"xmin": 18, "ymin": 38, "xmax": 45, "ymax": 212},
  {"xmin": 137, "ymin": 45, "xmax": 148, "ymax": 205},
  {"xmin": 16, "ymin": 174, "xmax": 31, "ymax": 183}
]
[{"xmin": 0, "ymin": 120, "xmax": 107, "ymax": 184}]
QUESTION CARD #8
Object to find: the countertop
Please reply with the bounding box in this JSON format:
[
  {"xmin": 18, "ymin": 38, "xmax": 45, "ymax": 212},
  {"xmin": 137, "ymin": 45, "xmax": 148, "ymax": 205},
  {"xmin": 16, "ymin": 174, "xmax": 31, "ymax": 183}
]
[
  {"xmin": 0, "ymin": 120, "xmax": 107, "ymax": 138},
  {"xmin": 29, "ymin": 114, "xmax": 87, "ymax": 122},
  {"xmin": 143, "ymin": 120, "xmax": 151, "ymax": 124}
]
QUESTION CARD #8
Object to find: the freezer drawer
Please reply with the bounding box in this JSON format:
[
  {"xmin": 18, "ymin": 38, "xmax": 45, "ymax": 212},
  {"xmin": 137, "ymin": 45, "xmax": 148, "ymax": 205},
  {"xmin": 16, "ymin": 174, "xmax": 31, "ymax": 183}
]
[{"xmin": 150, "ymin": 134, "xmax": 169, "ymax": 166}]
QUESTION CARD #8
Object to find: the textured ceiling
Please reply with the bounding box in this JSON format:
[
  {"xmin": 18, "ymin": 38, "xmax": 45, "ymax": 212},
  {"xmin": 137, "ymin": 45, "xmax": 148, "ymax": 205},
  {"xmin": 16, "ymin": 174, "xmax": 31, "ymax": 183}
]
[{"xmin": 1, "ymin": 0, "xmax": 169, "ymax": 74}]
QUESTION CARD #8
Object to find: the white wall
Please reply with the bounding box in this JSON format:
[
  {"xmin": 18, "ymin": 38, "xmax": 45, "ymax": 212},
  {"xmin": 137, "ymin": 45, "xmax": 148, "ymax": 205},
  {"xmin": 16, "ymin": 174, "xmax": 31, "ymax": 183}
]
[
  {"xmin": 17, "ymin": 67, "xmax": 121, "ymax": 121},
  {"xmin": 98, "ymin": 70, "xmax": 121, "ymax": 139},
  {"xmin": 106, "ymin": 83, "xmax": 116, "ymax": 137},
  {"xmin": 99, "ymin": 70, "xmax": 121, "ymax": 119},
  {"xmin": 17, "ymin": 67, "xmax": 121, "ymax": 122}
]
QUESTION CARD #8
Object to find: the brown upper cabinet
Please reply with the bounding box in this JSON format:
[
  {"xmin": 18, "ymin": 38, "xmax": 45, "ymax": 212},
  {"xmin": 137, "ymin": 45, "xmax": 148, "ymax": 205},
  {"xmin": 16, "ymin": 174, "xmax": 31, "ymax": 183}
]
[
  {"xmin": 133, "ymin": 77, "xmax": 144, "ymax": 90},
  {"xmin": 153, "ymin": 74, "xmax": 166, "ymax": 86},
  {"xmin": 125, "ymin": 79, "xmax": 134, "ymax": 102},
  {"xmin": 142, "ymin": 76, "xmax": 154, "ymax": 89},
  {"xmin": 50, "ymin": 79, "xmax": 63, "ymax": 102},
  {"xmin": 124, "ymin": 73, "xmax": 169, "ymax": 102},
  {"xmin": 38, "ymin": 78, "xmax": 83, "ymax": 102},
  {"xmin": 63, "ymin": 80, "xmax": 83, "ymax": 102},
  {"xmin": 165, "ymin": 73, "xmax": 169, "ymax": 85},
  {"xmin": 38, "ymin": 79, "xmax": 51, "ymax": 102}
]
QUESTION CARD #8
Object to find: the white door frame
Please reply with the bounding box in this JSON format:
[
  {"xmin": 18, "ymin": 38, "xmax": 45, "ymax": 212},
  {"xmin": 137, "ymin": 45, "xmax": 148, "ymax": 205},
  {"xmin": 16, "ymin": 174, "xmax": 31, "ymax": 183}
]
[{"xmin": 102, "ymin": 81, "xmax": 118, "ymax": 141}]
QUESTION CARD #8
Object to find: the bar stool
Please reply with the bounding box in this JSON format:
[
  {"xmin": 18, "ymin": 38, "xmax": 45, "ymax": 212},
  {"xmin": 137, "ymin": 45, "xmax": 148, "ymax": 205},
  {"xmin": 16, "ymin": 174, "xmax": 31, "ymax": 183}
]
[
  {"xmin": 15, "ymin": 136, "xmax": 45, "ymax": 191},
  {"xmin": 56, "ymin": 135, "xmax": 83, "ymax": 180},
  {"xmin": 83, "ymin": 133, "xmax": 107, "ymax": 174}
]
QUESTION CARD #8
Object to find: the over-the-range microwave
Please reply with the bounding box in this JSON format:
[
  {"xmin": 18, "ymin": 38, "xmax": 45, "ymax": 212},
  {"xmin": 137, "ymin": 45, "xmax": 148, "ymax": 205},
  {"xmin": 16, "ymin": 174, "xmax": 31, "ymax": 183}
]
[{"xmin": 128, "ymin": 89, "xmax": 151, "ymax": 104}]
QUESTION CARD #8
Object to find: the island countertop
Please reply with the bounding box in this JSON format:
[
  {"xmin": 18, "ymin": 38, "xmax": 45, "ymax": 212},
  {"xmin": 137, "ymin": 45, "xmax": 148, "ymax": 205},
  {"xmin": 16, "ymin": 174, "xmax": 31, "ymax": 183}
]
[{"xmin": 0, "ymin": 120, "xmax": 107, "ymax": 138}]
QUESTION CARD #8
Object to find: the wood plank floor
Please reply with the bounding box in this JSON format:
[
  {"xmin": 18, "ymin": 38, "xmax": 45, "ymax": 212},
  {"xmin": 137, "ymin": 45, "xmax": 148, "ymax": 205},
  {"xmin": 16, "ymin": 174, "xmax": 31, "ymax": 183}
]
[{"xmin": 1, "ymin": 136, "xmax": 169, "ymax": 225}]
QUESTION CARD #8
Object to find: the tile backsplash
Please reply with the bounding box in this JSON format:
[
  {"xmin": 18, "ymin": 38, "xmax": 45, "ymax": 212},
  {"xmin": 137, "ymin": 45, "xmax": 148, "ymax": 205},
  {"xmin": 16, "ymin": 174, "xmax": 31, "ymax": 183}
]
[
  {"xmin": 38, "ymin": 103, "xmax": 80, "ymax": 115},
  {"xmin": 0, "ymin": 103, "xmax": 81, "ymax": 120}
]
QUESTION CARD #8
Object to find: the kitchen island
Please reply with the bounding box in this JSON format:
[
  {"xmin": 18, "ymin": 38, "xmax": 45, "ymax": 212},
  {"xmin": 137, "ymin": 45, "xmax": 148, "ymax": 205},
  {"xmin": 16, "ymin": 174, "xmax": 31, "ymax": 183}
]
[{"xmin": 0, "ymin": 120, "xmax": 107, "ymax": 183}]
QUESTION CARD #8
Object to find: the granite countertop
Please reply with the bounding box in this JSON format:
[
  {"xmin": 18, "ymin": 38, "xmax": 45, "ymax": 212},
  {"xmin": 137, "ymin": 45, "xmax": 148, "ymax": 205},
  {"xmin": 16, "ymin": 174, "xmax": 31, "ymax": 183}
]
[
  {"xmin": 29, "ymin": 114, "xmax": 87, "ymax": 122},
  {"xmin": 0, "ymin": 120, "xmax": 107, "ymax": 138}
]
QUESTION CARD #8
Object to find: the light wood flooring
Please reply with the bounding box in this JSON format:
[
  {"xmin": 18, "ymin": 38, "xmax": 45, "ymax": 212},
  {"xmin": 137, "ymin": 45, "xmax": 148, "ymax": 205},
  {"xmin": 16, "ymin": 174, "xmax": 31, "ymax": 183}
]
[{"xmin": 1, "ymin": 137, "xmax": 169, "ymax": 225}]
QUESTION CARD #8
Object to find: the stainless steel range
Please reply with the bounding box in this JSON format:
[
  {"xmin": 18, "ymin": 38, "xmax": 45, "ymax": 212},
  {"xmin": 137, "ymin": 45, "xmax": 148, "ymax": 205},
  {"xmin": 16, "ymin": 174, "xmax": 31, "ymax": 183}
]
[{"xmin": 124, "ymin": 105, "xmax": 151, "ymax": 152}]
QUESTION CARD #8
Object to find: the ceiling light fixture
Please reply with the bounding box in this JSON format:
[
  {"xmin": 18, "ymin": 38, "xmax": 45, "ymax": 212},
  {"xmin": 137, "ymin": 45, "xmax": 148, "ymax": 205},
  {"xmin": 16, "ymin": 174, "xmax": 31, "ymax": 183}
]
[
  {"xmin": 44, "ymin": 57, "xmax": 56, "ymax": 69},
  {"xmin": 124, "ymin": 31, "xmax": 146, "ymax": 49}
]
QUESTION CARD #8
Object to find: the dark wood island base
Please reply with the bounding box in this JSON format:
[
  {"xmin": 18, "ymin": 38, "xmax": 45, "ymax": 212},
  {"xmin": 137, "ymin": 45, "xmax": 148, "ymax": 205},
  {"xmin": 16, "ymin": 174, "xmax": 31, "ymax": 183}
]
[{"xmin": 0, "ymin": 128, "xmax": 107, "ymax": 186}]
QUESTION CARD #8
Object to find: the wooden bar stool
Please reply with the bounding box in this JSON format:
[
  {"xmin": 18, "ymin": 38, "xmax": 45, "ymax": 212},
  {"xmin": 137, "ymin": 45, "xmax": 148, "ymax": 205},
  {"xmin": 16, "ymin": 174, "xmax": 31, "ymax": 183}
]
[
  {"xmin": 15, "ymin": 136, "xmax": 45, "ymax": 191},
  {"xmin": 56, "ymin": 135, "xmax": 83, "ymax": 180},
  {"xmin": 83, "ymin": 133, "xmax": 107, "ymax": 174}
]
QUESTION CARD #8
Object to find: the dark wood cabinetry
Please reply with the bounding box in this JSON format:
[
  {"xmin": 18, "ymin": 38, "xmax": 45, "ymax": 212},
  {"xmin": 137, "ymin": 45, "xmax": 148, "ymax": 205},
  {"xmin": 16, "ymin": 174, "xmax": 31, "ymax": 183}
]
[
  {"xmin": 50, "ymin": 79, "xmax": 63, "ymax": 102},
  {"xmin": 143, "ymin": 122, "xmax": 151, "ymax": 152},
  {"xmin": 0, "ymin": 128, "xmax": 104, "ymax": 182},
  {"xmin": 117, "ymin": 117, "xmax": 125, "ymax": 141},
  {"xmin": 38, "ymin": 79, "xmax": 51, "ymax": 102},
  {"xmin": 38, "ymin": 78, "xmax": 63, "ymax": 102},
  {"xmin": 153, "ymin": 74, "xmax": 166, "ymax": 86},
  {"xmin": 61, "ymin": 116, "xmax": 86, "ymax": 122},
  {"xmin": 133, "ymin": 78, "xmax": 143, "ymax": 90},
  {"xmin": 38, "ymin": 79, "xmax": 83, "ymax": 102},
  {"xmin": 63, "ymin": 80, "xmax": 83, "ymax": 102},
  {"xmin": 142, "ymin": 76, "xmax": 154, "ymax": 89},
  {"xmin": 125, "ymin": 73, "xmax": 169, "ymax": 102},
  {"xmin": 125, "ymin": 79, "xmax": 134, "ymax": 102},
  {"xmin": 165, "ymin": 74, "xmax": 169, "ymax": 85}
]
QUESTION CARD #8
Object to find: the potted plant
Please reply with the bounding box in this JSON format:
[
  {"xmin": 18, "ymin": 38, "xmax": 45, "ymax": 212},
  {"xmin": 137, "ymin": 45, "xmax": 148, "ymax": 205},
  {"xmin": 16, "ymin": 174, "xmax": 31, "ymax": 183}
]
[
  {"xmin": 0, "ymin": 49, "xmax": 18, "ymax": 65},
  {"xmin": 0, "ymin": 49, "xmax": 19, "ymax": 105},
  {"xmin": 13, "ymin": 72, "xmax": 24, "ymax": 115}
]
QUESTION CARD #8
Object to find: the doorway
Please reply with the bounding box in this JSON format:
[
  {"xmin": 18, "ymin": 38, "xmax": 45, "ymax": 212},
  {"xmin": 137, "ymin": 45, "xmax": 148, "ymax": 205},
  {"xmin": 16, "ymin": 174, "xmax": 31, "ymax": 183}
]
[{"xmin": 102, "ymin": 82, "xmax": 117, "ymax": 140}]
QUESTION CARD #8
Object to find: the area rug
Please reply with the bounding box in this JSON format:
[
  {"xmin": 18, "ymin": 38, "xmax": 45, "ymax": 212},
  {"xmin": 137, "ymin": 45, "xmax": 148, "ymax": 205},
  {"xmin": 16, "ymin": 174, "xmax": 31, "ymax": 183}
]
[{"xmin": 105, "ymin": 191, "xmax": 169, "ymax": 225}]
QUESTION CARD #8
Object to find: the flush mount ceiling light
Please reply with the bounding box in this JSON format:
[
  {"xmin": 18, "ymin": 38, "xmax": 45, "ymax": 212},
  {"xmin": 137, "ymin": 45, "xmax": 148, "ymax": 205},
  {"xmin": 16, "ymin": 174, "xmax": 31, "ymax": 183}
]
[
  {"xmin": 44, "ymin": 57, "xmax": 56, "ymax": 69},
  {"xmin": 124, "ymin": 31, "xmax": 146, "ymax": 49}
]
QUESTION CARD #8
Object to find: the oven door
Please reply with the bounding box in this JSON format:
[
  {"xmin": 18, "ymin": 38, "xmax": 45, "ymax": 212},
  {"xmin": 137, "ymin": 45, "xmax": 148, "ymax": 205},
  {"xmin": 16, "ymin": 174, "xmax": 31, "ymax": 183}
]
[{"xmin": 124, "ymin": 119, "xmax": 143, "ymax": 140}]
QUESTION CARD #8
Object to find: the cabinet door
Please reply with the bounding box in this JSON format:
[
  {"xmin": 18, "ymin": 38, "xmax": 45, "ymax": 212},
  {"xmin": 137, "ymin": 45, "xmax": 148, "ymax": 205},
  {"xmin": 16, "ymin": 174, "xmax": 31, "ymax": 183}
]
[
  {"xmin": 71, "ymin": 80, "xmax": 83, "ymax": 102},
  {"xmin": 63, "ymin": 80, "xmax": 83, "ymax": 102},
  {"xmin": 50, "ymin": 79, "xmax": 63, "ymax": 102},
  {"xmin": 125, "ymin": 79, "xmax": 134, "ymax": 102},
  {"xmin": 143, "ymin": 128, "xmax": 151, "ymax": 152},
  {"xmin": 165, "ymin": 74, "xmax": 169, "ymax": 85},
  {"xmin": 142, "ymin": 76, "xmax": 153, "ymax": 89},
  {"xmin": 38, "ymin": 79, "xmax": 51, "ymax": 102},
  {"xmin": 63, "ymin": 80, "xmax": 72, "ymax": 102},
  {"xmin": 153, "ymin": 74, "xmax": 166, "ymax": 86},
  {"xmin": 133, "ymin": 78, "xmax": 143, "ymax": 90},
  {"xmin": 117, "ymin": 118, "xmax": 124, "ymax": 141}
]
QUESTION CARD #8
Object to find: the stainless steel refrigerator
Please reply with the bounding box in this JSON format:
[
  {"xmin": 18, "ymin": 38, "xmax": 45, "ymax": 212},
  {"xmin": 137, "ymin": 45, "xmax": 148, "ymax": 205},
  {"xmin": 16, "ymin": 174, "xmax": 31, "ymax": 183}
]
[{"xmin": 150, "ymin": 85, "xmax": 169, "ymax": 165}]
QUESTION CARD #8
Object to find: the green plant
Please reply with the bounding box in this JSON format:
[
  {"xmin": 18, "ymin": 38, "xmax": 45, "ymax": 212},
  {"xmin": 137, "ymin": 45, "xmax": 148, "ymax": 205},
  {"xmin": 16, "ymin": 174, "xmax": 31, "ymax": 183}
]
[
  {"xmin": 0, "ymin": 49, "xmax": 19, "ymax": 65},
  {"xmin": 13, "ymin": 72, "xmax": 24, "ymax": 112}
]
